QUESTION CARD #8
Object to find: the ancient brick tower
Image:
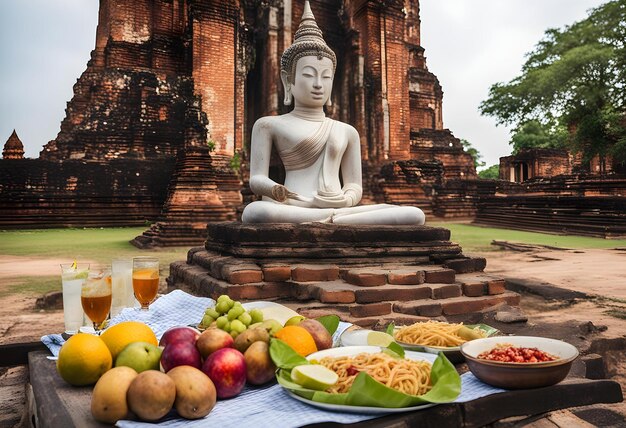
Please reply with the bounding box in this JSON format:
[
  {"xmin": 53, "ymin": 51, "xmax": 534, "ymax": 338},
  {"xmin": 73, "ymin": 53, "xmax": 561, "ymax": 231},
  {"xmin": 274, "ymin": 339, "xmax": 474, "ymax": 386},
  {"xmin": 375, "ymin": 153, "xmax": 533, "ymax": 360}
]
[
  {"xmin": 3, "ymin": 130, "xmax": 25, "ymax": 159},
  {"xmin": 0, "ymin": 0, "xmax": 476, "ymax": 233}
]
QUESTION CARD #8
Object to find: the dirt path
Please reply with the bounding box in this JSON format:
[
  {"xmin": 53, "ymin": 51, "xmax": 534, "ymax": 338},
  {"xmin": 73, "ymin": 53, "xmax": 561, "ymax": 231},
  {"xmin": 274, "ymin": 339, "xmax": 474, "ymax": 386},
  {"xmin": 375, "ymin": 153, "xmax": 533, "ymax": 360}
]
[{"xmin": 474, "ymin": 247, "xmax": 626, "ymax": 299}]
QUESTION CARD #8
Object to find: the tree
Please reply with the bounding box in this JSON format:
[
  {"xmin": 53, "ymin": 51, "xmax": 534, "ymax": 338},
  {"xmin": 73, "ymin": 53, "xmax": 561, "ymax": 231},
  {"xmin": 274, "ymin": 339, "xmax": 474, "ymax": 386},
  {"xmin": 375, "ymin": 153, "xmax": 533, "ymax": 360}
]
[
  {"xmin": 509, "ymin": 120, "xmax": 568, "ymax": 154},
  {"xmin": 478, "ymin": 164, "xmax": 500, "ymax": 180},
  {"xmin": 480, "ymin": 0, "xmax": 626, "ymax": 167},
  {"xmin": 461, "ymin": 139, "xmax": 485, "ymax": 169}
]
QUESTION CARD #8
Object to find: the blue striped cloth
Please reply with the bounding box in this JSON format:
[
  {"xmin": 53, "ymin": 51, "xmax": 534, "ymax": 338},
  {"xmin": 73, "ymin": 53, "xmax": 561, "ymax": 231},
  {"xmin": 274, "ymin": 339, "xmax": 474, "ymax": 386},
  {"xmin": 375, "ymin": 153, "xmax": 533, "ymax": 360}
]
[{"xmin": 41, "ymin": 290, "xmax": 505, "ymax": 427}]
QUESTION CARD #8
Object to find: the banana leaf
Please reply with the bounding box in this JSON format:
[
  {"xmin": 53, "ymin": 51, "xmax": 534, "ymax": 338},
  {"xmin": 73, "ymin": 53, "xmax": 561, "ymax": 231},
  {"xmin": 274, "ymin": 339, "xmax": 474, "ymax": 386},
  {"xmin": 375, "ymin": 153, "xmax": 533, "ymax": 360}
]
[{"xmin": 270, "ymin": 339, "xmax": 461, "ymax": 408}]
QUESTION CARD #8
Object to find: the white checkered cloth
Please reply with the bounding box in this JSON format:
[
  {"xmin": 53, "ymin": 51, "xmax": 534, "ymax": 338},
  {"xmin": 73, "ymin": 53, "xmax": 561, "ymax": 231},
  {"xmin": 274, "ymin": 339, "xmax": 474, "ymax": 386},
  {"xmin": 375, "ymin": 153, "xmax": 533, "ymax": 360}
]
[{"xmin": 41, "ymin": 290, "xmax": 505, "ymax": 427}]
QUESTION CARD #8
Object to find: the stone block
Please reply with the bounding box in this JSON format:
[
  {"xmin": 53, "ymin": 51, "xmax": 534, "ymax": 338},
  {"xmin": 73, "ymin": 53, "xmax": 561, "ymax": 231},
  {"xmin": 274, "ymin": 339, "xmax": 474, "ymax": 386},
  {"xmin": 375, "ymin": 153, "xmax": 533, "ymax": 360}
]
[
  {"xmin": 296, "ymin": 281, "xmax": 356, "ymax": 304},
  {"xmin": 261, "ymin": 264, "xmax": 292, "ymax": 282},
  {"xmin": 423, "ymin": 267, "xmax": 456, "ymax": 284},
  {"xmin": 349, "ymin": 302, "xmax": 392, "ymax": 318},
  {"xmin": 291, "ymin": 264, "xmax": 339, "ymax": 282},
  {"xmin": 226, "ymin": 269, "xmax": 263, "ymax": 285},
  {"xmin": 394, "ymin": 301, "xmax": 443, "ymax": 317},
  {"xmin": 354, "ymin": 284, "xmax": 431, "ymax": 304},
  {"xmin": 343, "ymin": 269, "xmax": 387, "ymax": 287},
  {"xmin": 35, "ymin": 291, "xmax": 63, "ymax": 310},
  {"xmin": 486, "ymin": 279, "xmax": 506, "ymax": 295},
  {"xmin": 441, "ymin": 292, "xmax": 521, "ymax": 316},
  {"xmin": 190, "ymin": 250, "xmax": 220, "ymax": 271},
  {"xmin": 429, "ymin": 283, "xmax": 462, "ymax": 299},
  {"xmin": 387, "ymin": 270, "xmax": 425, "ymax": 285},
  {"xmin": 444, "ymin": 257, "xmax": 487, "ymax": 274},
  {"xmin": 462, "ymin": 282, "xmax": 485, "ymax": 297}
]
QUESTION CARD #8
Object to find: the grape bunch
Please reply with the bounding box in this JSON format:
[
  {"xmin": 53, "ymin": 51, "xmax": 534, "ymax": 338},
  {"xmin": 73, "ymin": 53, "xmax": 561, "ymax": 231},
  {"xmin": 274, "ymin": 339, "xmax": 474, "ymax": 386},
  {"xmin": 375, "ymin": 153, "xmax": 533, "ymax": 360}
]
[{"xmin": 199, "ymin": 295, "xmax": 264, "ymax": 338}]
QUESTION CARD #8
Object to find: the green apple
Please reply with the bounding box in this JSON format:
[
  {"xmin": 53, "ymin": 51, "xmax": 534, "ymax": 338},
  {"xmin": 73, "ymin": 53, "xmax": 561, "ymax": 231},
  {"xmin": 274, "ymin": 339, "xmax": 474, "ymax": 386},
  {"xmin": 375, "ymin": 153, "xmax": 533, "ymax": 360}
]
[
  {"xmin": 115, "ymin": 342, "xmax": 163, "ymax": 373},
  {"xmin": 284, "ymin": 315, "xmax": 305, "ymax": 326}
]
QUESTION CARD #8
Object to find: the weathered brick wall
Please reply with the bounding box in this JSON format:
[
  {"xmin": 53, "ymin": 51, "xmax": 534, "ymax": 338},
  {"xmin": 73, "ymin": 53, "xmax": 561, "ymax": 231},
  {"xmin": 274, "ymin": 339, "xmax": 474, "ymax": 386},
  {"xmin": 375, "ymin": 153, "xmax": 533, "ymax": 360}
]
[
  {"xmin": 190, "ymin": 1, "xmax": 239, "ymax": 155},
  {"xmin": 0, "ymin": 159, "xmax": 174, "ymax": 228},
  {"xmin": 475, "ymin": 175, "xmax": 626, "ymax": 238}
]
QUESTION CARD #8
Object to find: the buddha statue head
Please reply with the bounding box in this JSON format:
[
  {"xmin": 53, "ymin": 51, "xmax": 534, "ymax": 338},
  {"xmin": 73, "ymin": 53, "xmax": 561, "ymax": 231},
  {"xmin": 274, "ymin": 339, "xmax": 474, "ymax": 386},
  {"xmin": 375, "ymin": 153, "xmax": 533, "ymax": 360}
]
[{"xmin": 280, "ymin": 1, "xmax": 337, "ymax": 107}]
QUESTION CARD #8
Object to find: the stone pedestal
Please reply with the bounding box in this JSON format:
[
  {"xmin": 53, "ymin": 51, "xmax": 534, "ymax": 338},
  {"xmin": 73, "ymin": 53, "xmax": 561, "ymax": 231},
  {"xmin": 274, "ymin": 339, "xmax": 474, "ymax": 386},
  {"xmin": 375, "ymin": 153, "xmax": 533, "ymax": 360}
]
[{"xmin": 167, "ymin": 222, "xmax": 520, "ymax": 327}]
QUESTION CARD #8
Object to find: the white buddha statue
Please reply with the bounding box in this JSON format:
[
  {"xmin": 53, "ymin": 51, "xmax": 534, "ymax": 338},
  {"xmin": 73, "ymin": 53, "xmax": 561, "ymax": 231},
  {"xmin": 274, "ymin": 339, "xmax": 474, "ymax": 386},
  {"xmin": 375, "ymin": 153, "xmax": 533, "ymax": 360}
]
[{"xmin": 242, "ymin": 1, "xmax": 425, "ymax": 225}]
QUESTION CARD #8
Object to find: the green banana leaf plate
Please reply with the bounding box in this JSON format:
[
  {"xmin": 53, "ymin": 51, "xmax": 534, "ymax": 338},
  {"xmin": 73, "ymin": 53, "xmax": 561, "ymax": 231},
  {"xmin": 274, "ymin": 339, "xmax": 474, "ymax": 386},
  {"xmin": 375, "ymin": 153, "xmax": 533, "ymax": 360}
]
[{"xmin": 270, "ymin": 341, "xmax": 461, "ymax": 414}]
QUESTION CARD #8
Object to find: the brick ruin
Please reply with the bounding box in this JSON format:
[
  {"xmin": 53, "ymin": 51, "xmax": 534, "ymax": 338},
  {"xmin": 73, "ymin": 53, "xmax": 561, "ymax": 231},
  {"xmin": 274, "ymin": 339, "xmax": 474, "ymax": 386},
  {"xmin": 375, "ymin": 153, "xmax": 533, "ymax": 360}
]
[
  {"xmin": 2, "ymin": 0, "xmax": 622, "ymax": 242},
  {"xmin": 474, "ymin": 149, "xmax": 626, "ymax": 238},
  {"xmin": 0, "ymin": 0, "xmax": 476, "ymax": 240}
]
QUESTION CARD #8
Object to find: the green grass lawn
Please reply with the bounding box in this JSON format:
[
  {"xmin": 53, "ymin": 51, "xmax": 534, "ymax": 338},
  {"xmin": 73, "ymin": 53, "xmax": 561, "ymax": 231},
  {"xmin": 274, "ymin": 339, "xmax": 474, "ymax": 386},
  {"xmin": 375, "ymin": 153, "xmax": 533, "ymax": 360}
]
[
  {"xmin": 0, "ymin": 227, "xmax": 190, "ymax": 297},
  {"xmin": 1, "ymin": 224, "xmax": 624, "ymax": 297},
  {"xmin": 429, "ymin": 222, "xmax": 626, "ymax": 252},
  {"xmin": 0, "ymin": 227, "xmax": 189, "ymax": 264}
]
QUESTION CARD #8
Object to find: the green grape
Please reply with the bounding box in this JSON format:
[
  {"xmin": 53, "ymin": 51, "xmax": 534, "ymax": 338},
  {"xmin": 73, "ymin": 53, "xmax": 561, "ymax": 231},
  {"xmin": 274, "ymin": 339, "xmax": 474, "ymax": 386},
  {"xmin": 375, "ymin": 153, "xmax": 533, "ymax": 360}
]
[
  {"xmin": 238, "ymin": 312, "xmax": 252, "ymax": 326},
  {"xmin": 230, "ymin": 330, "xmax": 239, "ymax": 339},
  {"xmin": 205, "ymin": 308, "xmax": 220, "ymax": 319},
  {"xmin": 215, "ymin": 301, "xmax": 230, "ymax": 314},
  {"xmin": 217, "ymin": 294, "xmax": 230, "ymax": 303},
  {"xmin": 226, "ymin": 298, "xmax": 235, "ymax": 310},
  {"xmin": 200, "ymin": 314, "xmax": 214, "ymax": 327},
  {"xmin": 222, "ymin": 321, "xmax": 231, "ymax": 332},
  {"xmin": 216, "ymin": 315, "xmax": 228, "ymax": 329},
  {"xmin": 249, "ymin": 309, "xmax": 264, "ymax": 324},
  {"xmin": 227, "ymin": 306, "xmax": 245, "ymax": 321},
  {"xmin": 230, "ymin": 319, "xmax": 246, "ymax": 334}
]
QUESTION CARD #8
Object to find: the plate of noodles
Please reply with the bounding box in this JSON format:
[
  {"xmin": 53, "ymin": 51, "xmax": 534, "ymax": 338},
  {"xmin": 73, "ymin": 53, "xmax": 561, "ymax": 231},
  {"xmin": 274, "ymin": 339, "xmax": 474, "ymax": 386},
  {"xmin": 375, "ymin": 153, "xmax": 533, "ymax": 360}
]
[
  {"xmin": 270, "ymin": 341, "xmax": 461, "ymax": 413},
  {"xmin": 393, "ymin": 321, "xmax": 499, "ymax": 362}
]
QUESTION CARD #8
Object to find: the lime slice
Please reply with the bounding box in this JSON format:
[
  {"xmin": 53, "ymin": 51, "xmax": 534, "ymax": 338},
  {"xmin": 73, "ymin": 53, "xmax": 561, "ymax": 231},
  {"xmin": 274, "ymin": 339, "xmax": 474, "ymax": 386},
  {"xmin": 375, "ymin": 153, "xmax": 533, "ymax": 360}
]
[
  {"xmin": 291, "ymin": 364, "xmax": 338, "ymax": 390},
  {"xmin": 367, "ymin": 331, "xmax": 394, "ymax": 347},
  {"xmin": 74, "ymin": 271, "xmax": 89, "ymax": 280}
]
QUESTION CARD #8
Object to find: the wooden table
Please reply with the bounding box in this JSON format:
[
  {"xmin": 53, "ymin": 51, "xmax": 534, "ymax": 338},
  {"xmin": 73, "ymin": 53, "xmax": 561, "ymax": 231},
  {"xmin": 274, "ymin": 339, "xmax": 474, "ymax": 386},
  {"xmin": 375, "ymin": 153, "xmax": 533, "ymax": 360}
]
[{"xmin": 27, "ymin": 351, "xmax": 623, "ymax": 428}]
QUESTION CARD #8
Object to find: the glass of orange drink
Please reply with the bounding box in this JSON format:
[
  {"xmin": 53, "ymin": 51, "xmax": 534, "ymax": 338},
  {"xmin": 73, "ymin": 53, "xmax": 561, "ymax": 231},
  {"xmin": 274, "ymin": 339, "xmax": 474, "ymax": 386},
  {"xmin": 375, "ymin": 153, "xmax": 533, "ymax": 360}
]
[
  {"xmin": 132, "ymin": 257, "xmax": 159, "ymax": 311},
  {"xmin": 81, "ymin": 266, "xmax": 112, "ymax": 333}
]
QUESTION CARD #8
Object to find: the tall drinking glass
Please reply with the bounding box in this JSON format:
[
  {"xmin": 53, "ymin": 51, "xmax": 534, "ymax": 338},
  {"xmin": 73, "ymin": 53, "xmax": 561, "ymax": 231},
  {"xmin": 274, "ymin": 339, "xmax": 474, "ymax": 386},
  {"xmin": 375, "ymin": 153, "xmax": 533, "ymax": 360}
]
[
  {"xmin": 111, "ymin": 259, "xmax": 134, "ymax": 317},
  {"xmin": 81, "ymin": 266, "xmax": 112, "ymax": 333},
  {"xmin": 60, "ymin": 263, "xmax": 90, "ymax": 334},
  {"xmin": 132, "ymin": 257, "xmax": 159, "ymax": 311}
]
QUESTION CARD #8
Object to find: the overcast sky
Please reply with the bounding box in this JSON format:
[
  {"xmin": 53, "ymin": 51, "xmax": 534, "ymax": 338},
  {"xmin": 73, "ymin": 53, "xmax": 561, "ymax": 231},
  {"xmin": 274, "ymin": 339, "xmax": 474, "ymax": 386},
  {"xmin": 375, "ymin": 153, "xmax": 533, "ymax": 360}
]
[{"xmin": 0, "ymin": 0, "xmax": 608, "ymax": 167}]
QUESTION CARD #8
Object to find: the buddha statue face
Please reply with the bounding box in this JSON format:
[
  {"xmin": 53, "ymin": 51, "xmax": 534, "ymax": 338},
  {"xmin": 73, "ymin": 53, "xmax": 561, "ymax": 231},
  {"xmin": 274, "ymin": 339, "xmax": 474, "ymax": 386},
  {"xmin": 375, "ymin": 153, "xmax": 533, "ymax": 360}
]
[{"xmin": 283, "ymin": 56, "xmax": 334, "ymax": 109}]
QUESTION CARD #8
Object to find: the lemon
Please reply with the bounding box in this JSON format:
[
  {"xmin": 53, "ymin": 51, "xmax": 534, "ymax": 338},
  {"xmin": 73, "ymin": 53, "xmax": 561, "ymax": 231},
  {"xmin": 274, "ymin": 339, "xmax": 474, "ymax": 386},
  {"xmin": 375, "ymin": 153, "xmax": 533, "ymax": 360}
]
[
  {"xmin": 57, "ymin": 333, "xmax": 112, "ymax": 386},
  {"xmin": 100, "ymin": 321, "xmax": 157, "ymax": 360},
  {"xmin": 367, "ymin": 331, "xmax": 394, "ymax": 347},
  {"xmin": 291, "ymin": 364, "xmax": 338, "ymax": 390}
]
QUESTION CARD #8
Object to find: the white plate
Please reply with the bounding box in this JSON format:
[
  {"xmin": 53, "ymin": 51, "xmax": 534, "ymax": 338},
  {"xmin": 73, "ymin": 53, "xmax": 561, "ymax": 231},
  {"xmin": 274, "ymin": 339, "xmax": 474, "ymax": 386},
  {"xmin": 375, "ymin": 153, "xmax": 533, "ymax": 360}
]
[
  {"xmin": 281, "ymin": 346, "xmax": 438, "ymax": 414},
  {"xmin": 241, "ymin": 301, "xmax": 300, "ymax": 325}
]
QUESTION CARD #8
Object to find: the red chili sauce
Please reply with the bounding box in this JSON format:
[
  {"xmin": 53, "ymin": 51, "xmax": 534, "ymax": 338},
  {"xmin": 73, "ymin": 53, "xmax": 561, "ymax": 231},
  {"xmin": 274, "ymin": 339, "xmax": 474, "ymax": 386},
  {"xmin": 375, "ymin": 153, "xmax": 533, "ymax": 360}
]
[{"xmin": 477, "ymin": 346, "xmax": 559, "ymax": 363}]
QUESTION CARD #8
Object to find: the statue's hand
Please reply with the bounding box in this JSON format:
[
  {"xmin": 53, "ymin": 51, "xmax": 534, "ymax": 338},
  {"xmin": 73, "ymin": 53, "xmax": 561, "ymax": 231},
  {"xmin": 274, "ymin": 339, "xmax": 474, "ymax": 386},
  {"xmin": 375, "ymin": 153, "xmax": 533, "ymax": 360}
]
[{"xmin": 271, "ymin": 184, "xmax": 289, "ymax": 202}]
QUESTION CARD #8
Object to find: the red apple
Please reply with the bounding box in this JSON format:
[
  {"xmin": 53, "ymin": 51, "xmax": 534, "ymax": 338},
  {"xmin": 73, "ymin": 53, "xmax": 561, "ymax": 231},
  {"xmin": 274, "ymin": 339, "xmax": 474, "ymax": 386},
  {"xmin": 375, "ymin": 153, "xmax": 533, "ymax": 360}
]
[
  {"xmin": 159, "ymin": 326, "xmax": 201, "ymax": 348},
  {"xmin": 161, "ymin": 341, "xmax": 202, "ymax": 372},
  {"xmin": 202, "ymin": 348, "xmax": 246, "ymax": 399}
]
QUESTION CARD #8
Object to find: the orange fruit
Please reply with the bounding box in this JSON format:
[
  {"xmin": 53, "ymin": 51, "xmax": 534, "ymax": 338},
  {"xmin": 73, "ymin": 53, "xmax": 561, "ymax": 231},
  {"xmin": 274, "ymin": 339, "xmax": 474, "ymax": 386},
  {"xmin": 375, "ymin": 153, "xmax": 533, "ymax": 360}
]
[
  {"xmin": 57, "ymin": 333, "xmax": 112, "ymax": 386},
  {"xmin": 274, "ymin": 325, "xmax": 318, "ymax": 356},
  {"xmin": 100, "ymin": 321, "xmax": 157, "ymax": 360}
]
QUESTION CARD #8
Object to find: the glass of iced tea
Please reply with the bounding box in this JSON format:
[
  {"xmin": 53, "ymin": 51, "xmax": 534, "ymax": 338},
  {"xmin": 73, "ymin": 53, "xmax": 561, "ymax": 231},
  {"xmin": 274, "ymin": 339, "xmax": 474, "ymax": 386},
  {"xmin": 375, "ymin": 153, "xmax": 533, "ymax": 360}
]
[
  {"xmin": 132, "ymin": 257, "xmax": 159, "ymax": 311},
  {"xmin": 81, "ymin": 266, "xmax": 112, "ymax": 333}
]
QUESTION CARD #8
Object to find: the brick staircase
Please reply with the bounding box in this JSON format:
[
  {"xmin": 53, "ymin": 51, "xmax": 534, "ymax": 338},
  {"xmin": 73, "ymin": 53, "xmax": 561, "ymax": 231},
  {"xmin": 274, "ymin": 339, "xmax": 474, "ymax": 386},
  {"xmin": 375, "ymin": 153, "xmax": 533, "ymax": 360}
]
[{"xmin": 167, "ymin": 223, "xmax": 519, "ymax": 327}]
